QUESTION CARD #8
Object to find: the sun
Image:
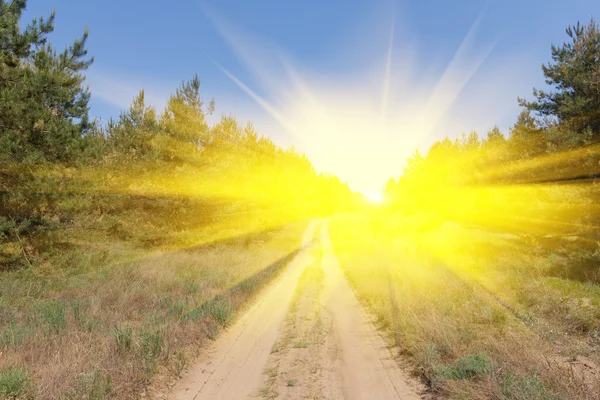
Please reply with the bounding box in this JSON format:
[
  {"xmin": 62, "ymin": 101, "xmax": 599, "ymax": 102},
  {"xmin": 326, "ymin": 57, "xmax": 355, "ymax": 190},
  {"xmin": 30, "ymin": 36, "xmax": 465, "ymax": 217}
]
[{"xmin": 364, "ymin": 191, "xmax": 384, "ymax": 204}]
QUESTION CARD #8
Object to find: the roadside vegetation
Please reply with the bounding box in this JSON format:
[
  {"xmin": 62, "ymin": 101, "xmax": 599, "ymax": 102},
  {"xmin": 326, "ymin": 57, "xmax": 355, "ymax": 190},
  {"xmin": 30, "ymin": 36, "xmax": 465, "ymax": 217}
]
[
  {"xmin": 330, "ymin": 213, "xmax": 599, "ymax": 399},
  {"xmin": 2, "ymin": 0, "xmax": 599, "ymax": 398},
  {"xmin": 0, "ymin": 1, "xmax": 352, "ymax": 398},
  {"xmin": 330, "ymin": 18, "xmax": 600, "ymax": 400}
]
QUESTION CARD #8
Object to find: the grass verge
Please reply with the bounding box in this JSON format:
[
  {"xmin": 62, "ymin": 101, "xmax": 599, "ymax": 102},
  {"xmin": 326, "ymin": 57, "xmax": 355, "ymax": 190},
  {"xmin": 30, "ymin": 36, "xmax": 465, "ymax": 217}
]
[
  {"xmin": 0, "ymin": 216, "xmax": 308, "ymax": 399},
  {"xmin": 329, "ymin": 212, "xmax": 600, "ymax": 399}
]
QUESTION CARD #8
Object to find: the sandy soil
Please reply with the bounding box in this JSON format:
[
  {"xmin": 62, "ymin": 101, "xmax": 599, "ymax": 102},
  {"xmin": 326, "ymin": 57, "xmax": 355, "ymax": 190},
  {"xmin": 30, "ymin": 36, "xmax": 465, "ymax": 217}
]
[{"xmin": 153, "ymin": 219, "xmax": 423, "ymax": 400}]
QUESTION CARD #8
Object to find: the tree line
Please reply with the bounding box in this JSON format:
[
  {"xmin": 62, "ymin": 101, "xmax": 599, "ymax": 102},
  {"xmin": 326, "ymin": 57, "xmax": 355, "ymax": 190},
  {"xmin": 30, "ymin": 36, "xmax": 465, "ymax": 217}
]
[{"xmin": 385, "ymin": 19, "xmax": 600, "ymax": 241}]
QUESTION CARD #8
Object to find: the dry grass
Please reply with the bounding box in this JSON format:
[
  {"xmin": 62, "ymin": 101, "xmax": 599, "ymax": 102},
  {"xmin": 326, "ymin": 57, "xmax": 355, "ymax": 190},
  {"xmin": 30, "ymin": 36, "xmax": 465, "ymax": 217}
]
[
  {"xmin": 0, "ymin": 217, "xmax": 308, "ymax": 399},
  {"xmin": 328, "ymin": 211, "xmax": 600, "ymax": 400}
]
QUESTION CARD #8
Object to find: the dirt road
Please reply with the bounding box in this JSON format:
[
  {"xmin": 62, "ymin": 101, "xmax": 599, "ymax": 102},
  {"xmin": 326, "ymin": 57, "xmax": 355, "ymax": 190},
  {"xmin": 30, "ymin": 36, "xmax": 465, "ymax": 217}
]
[{"xmin": 157, "ymin": 219, "xmax": 422, "ymax": 399}]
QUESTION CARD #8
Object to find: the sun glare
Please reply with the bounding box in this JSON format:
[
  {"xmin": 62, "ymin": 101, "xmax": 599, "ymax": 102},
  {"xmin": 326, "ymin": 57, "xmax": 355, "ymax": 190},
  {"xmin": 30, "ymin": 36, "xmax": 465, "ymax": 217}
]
[
  {"xmin": 365, "ymin": 191, "xmax": 384, "ymax": 203},
  {"xmin": 204, "ymin": 8, "xmax": 494, "ymax": 194}
]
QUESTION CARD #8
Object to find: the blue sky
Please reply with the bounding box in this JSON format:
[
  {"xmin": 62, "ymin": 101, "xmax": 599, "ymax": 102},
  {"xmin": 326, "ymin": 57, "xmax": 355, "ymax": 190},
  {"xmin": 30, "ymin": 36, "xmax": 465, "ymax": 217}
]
[{"xmin": 23, "ymin": 0, "xmax": 600, "ymax": 193}]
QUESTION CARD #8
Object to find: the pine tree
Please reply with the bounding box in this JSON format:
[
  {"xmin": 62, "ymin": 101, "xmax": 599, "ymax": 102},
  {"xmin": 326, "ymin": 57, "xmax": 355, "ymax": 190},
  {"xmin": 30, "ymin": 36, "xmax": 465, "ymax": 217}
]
[
  {"xmin": 485, "ymin": 126, "xmax": 505, "ymax": 144},
  {"xmin": 0, "ymin": 0, "xmax": 94, "ymax": 162},
  {"xmin": 108, "ymin": 90, "xmax": 158, "ymax": 156},
  {"xmin": 509, "ymin": 110, "xmax": 545, "ymax": 159},
  {"xmin": 161, "ymin": 75, "xmax": 212, "ymax": 152},
  {"xmin": 519, "ymin": 19, "xmax": 600, "ymax": 137}
]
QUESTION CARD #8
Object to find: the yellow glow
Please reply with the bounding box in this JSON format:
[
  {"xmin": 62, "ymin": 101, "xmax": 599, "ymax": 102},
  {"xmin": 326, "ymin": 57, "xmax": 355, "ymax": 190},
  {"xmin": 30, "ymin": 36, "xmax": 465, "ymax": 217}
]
[
  {"xmin": 205, "ymin": 10, "xmax": 494, "ymax": 194},
  {"xmin": 364, "ymin": 191, "xmax": 384, "ymax": 204}
]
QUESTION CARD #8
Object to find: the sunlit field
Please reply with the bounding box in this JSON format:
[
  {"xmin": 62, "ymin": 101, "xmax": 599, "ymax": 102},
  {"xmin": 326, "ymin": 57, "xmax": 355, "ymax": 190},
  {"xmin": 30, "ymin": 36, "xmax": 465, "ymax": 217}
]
[
  {"xmin": 326, "ymin": 135, "xmax": 600, "ymax": 398},
  {"xmin": 2, "ymin": 1, "xmax": 600, "ymax": 399},
  {"xmin": 0, "ymin": 166, "xmax": 313, "ymax": 398},
  {"xmin": 329, "ymin": 186, "xmax": 600, "ymax": 399}
]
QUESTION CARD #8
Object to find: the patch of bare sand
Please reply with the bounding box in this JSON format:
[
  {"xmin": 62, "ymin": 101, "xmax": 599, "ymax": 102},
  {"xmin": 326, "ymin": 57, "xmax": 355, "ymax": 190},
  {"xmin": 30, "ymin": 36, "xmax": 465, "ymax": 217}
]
[{"xmin": 259, "ymin": 246, "xmax": 346, "ymax": 399}]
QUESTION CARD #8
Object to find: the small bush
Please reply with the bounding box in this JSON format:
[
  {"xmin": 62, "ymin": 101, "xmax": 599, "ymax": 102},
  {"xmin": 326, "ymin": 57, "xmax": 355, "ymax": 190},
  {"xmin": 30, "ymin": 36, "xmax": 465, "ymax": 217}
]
[
  {"xmin": 173, "ymin": 351, "xmax": 187, "ymax": 377},
  {"xmin": 204, "ymin": 322, "xmax": 220, "ymax": 340},
  {"xmin": 435, "ymin": 353, "xmax": 492, "ymax": 381},
  {"xmin": 113, "ymin": 324, "xmax": 133, "ymax": 352},
  {"xmin": 0, "ymin": 366, "xmax": 33, "ymax": 399}
]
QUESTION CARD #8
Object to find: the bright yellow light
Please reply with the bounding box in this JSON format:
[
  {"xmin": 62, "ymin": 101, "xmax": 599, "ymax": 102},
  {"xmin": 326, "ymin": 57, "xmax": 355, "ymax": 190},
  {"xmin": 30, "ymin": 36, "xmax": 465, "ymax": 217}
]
[
  {"xmin": 206, "ymin": 12, "xmax": 493, "ymax": 194},
  {"xmin": 364, "ymin": 191, "xmax": 384, "ymax": 203}
]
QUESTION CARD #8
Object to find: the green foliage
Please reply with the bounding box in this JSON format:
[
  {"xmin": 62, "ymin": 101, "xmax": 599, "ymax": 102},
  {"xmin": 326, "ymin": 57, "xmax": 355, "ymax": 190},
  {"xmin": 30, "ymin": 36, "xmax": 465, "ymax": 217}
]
[
  {"xmin": 434, "ymin": 353, "xmax": 492, "ymax": 381},
  {"xmin": 107, "ymin": 90, "xmax": 158, "ymax": 157},
  {"xmin": 166, "ymin": 299, "xmax": 185, "ymax": 317},
  {"xmin": 509, "ymin": 110, "xmax": 545, "ymax": 160},
  {"xmin": 71, "ymin": 301, "xmax": 98, "ymax": 332},
  {"xmin": 113, "ymin": 324, "xmax": 133, "ymax": 352},
  {"xmin": 0, "ymin": 366, "xmax": 32, "ymax": 399},
  {"xmin": 35, "ymin": 301, "xmax": 66, "ymax": 335},
  {"xmin": 137, "ymin": 328, "xmax": 164, "ymax": 361},
  {"xmin": 0, "ymin": 0, "xmax": 93, "ymax": 162},
  {"xmin": 499, "ymin": 370, "xmax": 557, "ymax": 400},
  {"xmin": 154, "ymin": 75, "xmax": 212, "ymax": 161},
  {"xmin": 209, "ymin": 296, "xmax": 233, "ymax": 327},
  {"xmin": 519, "ymin": 19, "xmax": 600, "ymax": 136},
  {"xmin": 182, "ymin": 305, "xmax": 207, "ymax": 323}
]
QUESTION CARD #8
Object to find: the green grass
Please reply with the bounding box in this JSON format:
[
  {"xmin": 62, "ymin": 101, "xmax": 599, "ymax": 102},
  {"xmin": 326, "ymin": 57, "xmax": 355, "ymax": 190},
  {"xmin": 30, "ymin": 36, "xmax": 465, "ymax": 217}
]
[
  {"xmin": 184, "ymin": 280, "xmax": 200, "ymax": 294},
  {"xmin": 499, "ymin": 370, "xmax": 559, "ymax": 400},
  {"xmin": 292, "ymin": 340, "xmax": 309, "ymax": 348},
  {"xmin": 137, "ymin": 328, "xmax": 164, "ymax": 361},
  {"xmin": 67, "ymin": 370, "xmax": 112, "ymax": 400},
  {"xmin": 113, "ymin": 324, "xmax": 133, "ymax": 353},
  {"xmin": 259, "ymin": 386, "xmax": 279, "ymax": 399},
  {"xmin": 0, "ymin": 366, "xmax": 32, "ymax": 399},
  {"xmin": 0, "ymin": 324, "xmax": 30, "ymax": 349},
  {"xmin": 35, "ymin": 301, "xmax": 67, "ymax": 335},
  {"xmin": 434, "ymin": 353, "xmax": 492, "ymax": 381},
  {"xmin": 208, "ymin": 296, "xmax": 234, "ymax": 327}
]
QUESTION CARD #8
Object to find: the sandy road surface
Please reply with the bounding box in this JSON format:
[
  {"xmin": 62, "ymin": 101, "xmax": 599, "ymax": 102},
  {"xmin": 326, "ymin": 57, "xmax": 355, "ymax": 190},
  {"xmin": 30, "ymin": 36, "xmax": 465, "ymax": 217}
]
[{"xmin": 156, "ymin": 219, "xmax": 422, "ymax": 400}]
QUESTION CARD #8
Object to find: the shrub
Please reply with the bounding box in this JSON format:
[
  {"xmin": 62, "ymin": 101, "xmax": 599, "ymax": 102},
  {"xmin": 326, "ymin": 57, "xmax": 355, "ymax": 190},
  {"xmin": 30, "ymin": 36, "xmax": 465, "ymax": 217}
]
[{"xmin": 434, "ymin": 353, "xmax": 492, "ymax": 381}]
